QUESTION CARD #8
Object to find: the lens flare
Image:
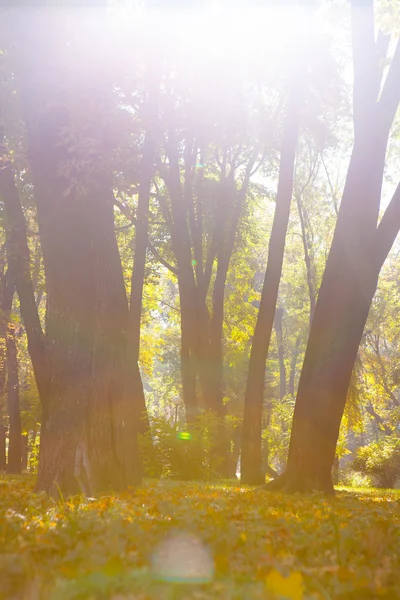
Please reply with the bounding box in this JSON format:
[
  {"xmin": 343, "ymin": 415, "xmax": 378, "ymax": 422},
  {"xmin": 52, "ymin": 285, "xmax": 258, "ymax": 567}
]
[{"xmin": 151, "ymin": 531, "xmax": 214, "ymax": 584}]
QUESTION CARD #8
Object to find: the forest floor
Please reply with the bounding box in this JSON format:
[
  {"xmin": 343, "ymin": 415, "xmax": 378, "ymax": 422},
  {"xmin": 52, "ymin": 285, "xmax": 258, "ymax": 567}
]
[{"xmin": 1, "ymin": 476, "xmax": 399, "ymax": 600}]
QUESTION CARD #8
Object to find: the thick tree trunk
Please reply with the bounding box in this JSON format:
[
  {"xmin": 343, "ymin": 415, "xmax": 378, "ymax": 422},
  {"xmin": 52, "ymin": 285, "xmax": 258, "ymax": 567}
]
[
  {"xmin": 241, "ymin": 87, "xmax": 302, "ymax": 485},
  {"xmin": 6, "ymin": 324, "xmax": 21, "ymax": 474},
  {"xmin": 181, "ymin": 321, "xmax": 198, "ymax": 422},
  {"xmin": 265, "ymin": 4, "xmax": 400, "ymax": 493},
  {"xmin": 11, "ymin": 11, "xmax": 142, "ymax": 495},
  {"xmin": 280, "ymin": 236, "xmax": 381, "ymax": 493}
]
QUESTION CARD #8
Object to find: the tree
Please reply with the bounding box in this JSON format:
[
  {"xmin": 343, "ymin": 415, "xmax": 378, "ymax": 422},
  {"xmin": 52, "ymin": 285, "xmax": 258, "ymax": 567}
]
[
  {"xmin": 153, "ymin": 52, "xmax": 272, "ymax": 440},
  {"xmin": 241, "ymin": 82, "xmax": 303, "ymax": 484},
  {"xmin": 127, "ymin": 74, "xmax": 159, "ymax": 434},
  {"xmin": 267, "ymin": 0, "xmax": 400, "ymax": 494},
  {"xmin": 0, "ymin": 8, "xmax": 145, "ymax": 495},
  {"xmin": 6, "ymin": 321, "xmax": 21, "ymax": 474}
]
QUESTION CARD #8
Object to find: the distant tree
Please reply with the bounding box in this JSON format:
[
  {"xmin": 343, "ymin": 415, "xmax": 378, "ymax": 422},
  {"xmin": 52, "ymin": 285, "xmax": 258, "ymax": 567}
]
[{"xmin": 6, "ymin": 321, "xmax": 21, "ymax": 474}]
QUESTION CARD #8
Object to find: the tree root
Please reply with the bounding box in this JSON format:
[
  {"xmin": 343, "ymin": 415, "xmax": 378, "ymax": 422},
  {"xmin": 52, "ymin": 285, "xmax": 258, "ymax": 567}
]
[{"xmin": 257, "ymin": 470, "xmax": 335, "ymax": 496}]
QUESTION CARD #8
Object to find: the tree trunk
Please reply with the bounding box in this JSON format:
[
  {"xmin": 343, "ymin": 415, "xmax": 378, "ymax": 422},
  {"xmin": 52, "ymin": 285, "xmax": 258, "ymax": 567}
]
[
  {"xmin": 10, "ymin": 10, "xmax": 143, "ymax": 495},
  {"xmin": 6, "ymin": 323, "xmax": 21, "ymax": 474},
  {"xmin": 21, "ymin": 434, "xmax": 29, "ymax": 471},
  {"xmin": 0, "ymin": 425, "xmax": 6, "ymax": 471},
  {"xmin": 28, "ymin": 430, "xmax": 37, "ymax": 472},
  {"xmin": 288, "ymin": 334, "xmax": 301, "ymax": 397},
  {"xmin": 241, "ymin": 86, "xmax": 302, "ymax": 485},
  {"xmin": 265, "ymin": 4, "xmax": 400, "ymax": 493},
  {"xmin": 274, "ymin": 306, "xmax": 287, "ymax": 400},
  {"xmin": 296, "ymin": 194, "xmax": 315, "ymax": 325},
  {"xmin": 0, "ymin": 268, "xmax": 15, "ymax": 472},
  {"xmin": 181, "ymin": 322, "xmax": 198, "ymax": 422},
  {"xmin": 163, "ymin": 137, "xmax": 201, "ymax": 414},
  {"xmin": 128, "ymin": 85, "xmax": 158, "ymax": 434},
  {"xmin": 280, "ymin": 245, "xmax": 381, "ymax": 493}
]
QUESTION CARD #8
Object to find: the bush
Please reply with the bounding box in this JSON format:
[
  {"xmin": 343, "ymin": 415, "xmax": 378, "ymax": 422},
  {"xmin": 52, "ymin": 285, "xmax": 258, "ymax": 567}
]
[
  {"xmin": 351, "ymin": 437, "xmax": 400, "ymax": 488},
  {"xmin": 139, "ymin": 411, "xmax": 222, "ymax": 481}
]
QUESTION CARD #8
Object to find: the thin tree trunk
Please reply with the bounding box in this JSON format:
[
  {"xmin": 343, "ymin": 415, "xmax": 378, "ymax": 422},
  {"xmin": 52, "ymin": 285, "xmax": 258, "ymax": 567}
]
[
  {"xmin": 288, "ymin": 334, "xmax": 301, "ymax": 397},
  {"xmin": 0, "ymin": 161, "xmax": 48, "ymax": 400},
  {"xmin": 241, "ymin": 85, "xmax": 302, "ymax": 485},
  {"xmin": 162, "ymin": 137, "xmax": 201, "ymax": 413},
  {"xmin": 6, "ymin": 323, "xmax": 21, "ymax": 474},
  {"xmin": 129, "ymin": 85, "xmax": 158, "ymax": 434},
  {"xmin": 28, "ymin": 430, "xmax": 37, "ymax": 471},
  {"xmin": 206, "ymin": 175, "xmax": 252, "ymax": 413},
  {"xmin": 0, "ymin": 268, "xmax": 15, "ymax": 472},
  {"xmin": 274, "ymin": 306, "xmax": 287, "ymax": 399},
  {"xmin": 0, "ymin": 426, "xmax": 6, "ymax": 471},
  {"xmin": 21, "ymin": 434, "xmax": 29, "ymax": 471},
  {"xmin": 296, "ymin": 194, "xmax": 315, "ymax": 325}
]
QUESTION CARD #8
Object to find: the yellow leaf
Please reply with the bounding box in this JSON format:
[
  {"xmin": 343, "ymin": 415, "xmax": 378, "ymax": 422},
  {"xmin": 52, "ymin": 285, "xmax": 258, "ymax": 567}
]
[{"xmin": 265, "ymin": 570, "xmax": 304, "ymax": 600}]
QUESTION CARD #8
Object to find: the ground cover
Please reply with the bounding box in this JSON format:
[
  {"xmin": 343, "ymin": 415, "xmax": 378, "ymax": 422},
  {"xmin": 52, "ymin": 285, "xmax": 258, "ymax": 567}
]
[{"xmin": 1, "ymin": 476, "xmax": 399, "ymax": 599}]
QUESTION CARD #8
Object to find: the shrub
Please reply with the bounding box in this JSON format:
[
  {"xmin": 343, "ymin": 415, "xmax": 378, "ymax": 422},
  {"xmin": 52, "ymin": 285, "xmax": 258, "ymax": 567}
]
[
  {"xmin": 351, "ymin": 436, "xmax": 400, "ymax": 488},
  {"xmin": 139, "ymin": 411, "xmax": 222, "ymax": 481}
]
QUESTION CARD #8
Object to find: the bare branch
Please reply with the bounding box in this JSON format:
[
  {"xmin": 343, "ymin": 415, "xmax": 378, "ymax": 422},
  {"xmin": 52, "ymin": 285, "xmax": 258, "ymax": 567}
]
[{"xmin": 148, "ymin": 243, "xmax": 178, "ymax": 275}]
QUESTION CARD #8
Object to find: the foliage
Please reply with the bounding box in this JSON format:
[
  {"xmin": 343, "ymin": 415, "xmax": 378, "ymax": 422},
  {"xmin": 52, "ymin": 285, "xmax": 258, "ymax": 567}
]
[
  {"xmin": 139, "ymin": 411, "xmax": 222, "ymax": 481},
  {"xmin": 1, "ymin": 476, "xmax": 400, "ymax": 599},
  {"xmin": 351, "ymin": 437, "xmax": 400, "ymax": 489},
  {"xmin": 27, "ymin": 431, "xmax": 40, "ymax": 474}
]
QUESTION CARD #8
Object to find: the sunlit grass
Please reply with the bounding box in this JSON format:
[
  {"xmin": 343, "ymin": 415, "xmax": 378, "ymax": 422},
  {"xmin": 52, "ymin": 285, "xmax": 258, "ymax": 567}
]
[{"xmin": 1, "ymin": 475, "xmax": 399, "ymax": 599}]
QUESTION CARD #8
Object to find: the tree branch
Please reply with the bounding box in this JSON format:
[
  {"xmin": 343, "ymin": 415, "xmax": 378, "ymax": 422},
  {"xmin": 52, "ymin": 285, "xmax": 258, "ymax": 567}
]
[
  {"xmin": 148, "ymin": 243, "xmax": 178, "ymax": 275},
  {"xmin": 374, "ymin": 180, "xmax": 400, "ymax": 269},
  {"xmin": 365, "ymin": 402, "xmax": 392, "ymax": 435},
  {"xmin": 378, "ymin": 37, "xmax": 400, "ymax": 131},
  {"xmin": 113, "ymin": 196, "xmax": 178, "ymax": 274}
]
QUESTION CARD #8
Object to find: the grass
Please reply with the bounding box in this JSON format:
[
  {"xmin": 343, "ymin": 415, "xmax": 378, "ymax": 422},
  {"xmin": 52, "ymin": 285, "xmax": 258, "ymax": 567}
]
[{"xmin": 1, "ymin": 475, "xmax": 399, "ymax": 599}]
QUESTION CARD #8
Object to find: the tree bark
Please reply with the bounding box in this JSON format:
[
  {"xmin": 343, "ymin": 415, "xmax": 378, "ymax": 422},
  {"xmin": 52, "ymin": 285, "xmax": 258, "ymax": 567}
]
[
  {"xmin": 0, "ymin": 267, "xmax": 15, "ymax": 472},
  {"xmin": 296, "ymin": 194, "xmax": 315, "ymax": 325},
  {"xmin": 161, "ymin": 138, "xmax": 201, "ymax": 414},
  {"xmin": 128, "ymin": 84, "xmax": 158, "ymax": 434},
  {"xmin": 0, "ymin": 161, "xmax": 48, "ymax": 400},
  {"xmin": 21, "ymin": 434, "xmax": 29, "ymax": 471},
  {"xmin": 265, "ymin": 4, "xmax": 400, "ymax": 494},
  {"xmin": 274, "ymin": 306, "xmax": 287, "ymax": 400},
  {"xmin": 0, "ymin": 426, "xmax": 6, "ymax": 471},
  {"xmin": 241, "ymin": 85, "xmax": 302, "ymax": 485},
  {"xmin": 10, "ymin": 10, "xmax": 143, "ymax": 495},
  {"xmin": 6, "ymin": 323, "xmax": 21, "ymax": 474},
  {"xmin": 288, "ymin": 334, "xmax": 301, "ymax": 397}
]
